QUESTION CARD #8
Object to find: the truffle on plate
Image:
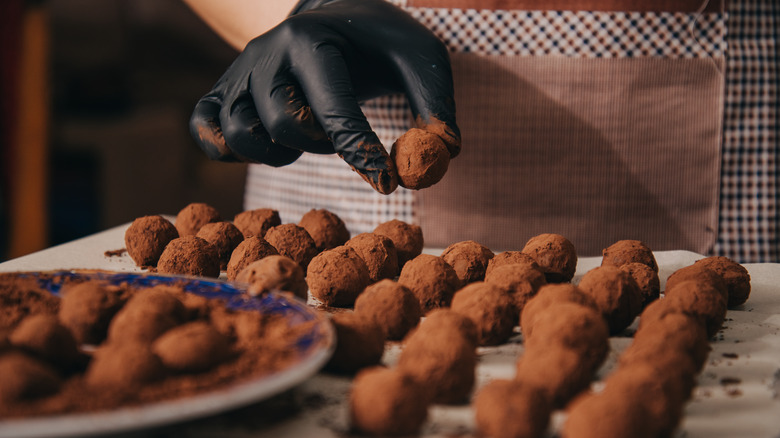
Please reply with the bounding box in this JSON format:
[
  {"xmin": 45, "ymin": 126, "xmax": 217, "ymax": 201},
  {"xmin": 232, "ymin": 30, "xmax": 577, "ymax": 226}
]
[
  {"xmin": 601, "ymin": 239, "xmax": 658, "ymax": 272},
  {"xmin": 107, "ymin": 285, "xmax": 187, "ymax": 343},
  {"xmin": 264, "ymin": 224, "xmax": 318, "ymax": 270},
  {"xmin": 521, "ymin": 233, "xmax": 577, "ymax": 283},
  {"xmin": 577, "ymin": 265, "xmax": 643, "ymax": 335},
  {"xmin": 345, "ymin": 233, "xmax": 399, "ymax": 282},
  {"xmin": 124, "ymin": 215, "xmax": 178, "ymax": 267},
  {"xmin": 398, "ymin": 254, "xmax": 461, "ymax": 314},
  {"xmin": 85, "ymin": 341, "xmax": 165, "ymax": 389},
  {"xmin": 196, "ymin": 221, "xmax": 244, "ymax": 270},
  {"xmin": 0, "ymin": 352, "xmax": 61, "ymax": 404},
  {"xmin": 350, "ymin": 366, "xmax": 429, "ymax": 436},
  {"xmin": 157, "ymin": 236, "xmax": 220, "ymax": 278},
  {"xmin": 450, "ymin": 282, "xmax": 516, "ymax": 346},
  {"xmin": 354, "ymin": 279, "xmax": 421, "ymax": 341},
  {"xmin": 474, "ymin": 379, "xmax": 551, "ymax": 438},
  {"xmin": 440, "ymin": 240, "xmax": 494, "ymax": 284},
  {"xmin": 58, "ymin": 280, "xmax": 124, "ymax": 345},
  {"xmin": 373, "ymin": 219, "xmax": 423, "ymax": 268},
  {"xmin": 391, "ymin": 128, "xmax": 450, "ymax": 190},
  {"xmin": 299, "ymin": 209, "xmax": 350, "ymax": 252},
  {"xmin": 9, "ymin": 314, "xmax": 82, "ymax": 370},
  {"xmin": 174, "ymin": 202, "xmax": 221, "ymax": 237},
  {"xmin": 325, "ymin": 312, "xmax": 384, "ymax": 374},
  {"xmin": 226, "ymin": 236, "xmax": 279, "ymax": 281},
  {"xmin": 235, "ymin": 255, "xmax": 307, "ymax": 299},
  {"xmin": 307, "ymin": 246, "xmax": 371, "ymax": 307},
  {"xmin": 233, "ymin": 208, "xmax": 281, "ymax": 238},
  {"xmin": 152, "ymin": 321, "xmax": 232, "ymax": 373}
]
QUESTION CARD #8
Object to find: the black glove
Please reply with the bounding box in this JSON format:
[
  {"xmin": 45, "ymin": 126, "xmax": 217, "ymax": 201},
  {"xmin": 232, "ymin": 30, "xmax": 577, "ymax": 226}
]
[{"xmin": 189, "ymin": 0, "xmax": 460, "ymax": 195}]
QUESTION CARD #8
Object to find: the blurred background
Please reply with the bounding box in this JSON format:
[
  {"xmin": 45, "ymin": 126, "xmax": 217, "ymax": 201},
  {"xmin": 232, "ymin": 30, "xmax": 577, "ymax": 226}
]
[{"xmin": 1, "ymin": 0, "xmax": 248, "ymax": 262}]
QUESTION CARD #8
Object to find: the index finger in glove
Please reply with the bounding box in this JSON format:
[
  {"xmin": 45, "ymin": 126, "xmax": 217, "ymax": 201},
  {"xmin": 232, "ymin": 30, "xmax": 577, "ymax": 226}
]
[{"xmin": 190, "ymin": 96, "xmax": 241, "ymax": 162}]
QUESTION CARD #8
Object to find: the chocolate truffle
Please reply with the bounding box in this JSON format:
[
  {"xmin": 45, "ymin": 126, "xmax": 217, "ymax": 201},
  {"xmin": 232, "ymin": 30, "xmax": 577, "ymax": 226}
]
[
  {"xmin": 619, "ymin": 262, "xmax": 660, "ymax": 308},
  {"xmin": 577, "ymin": 265, "xmax": 643, "ymax": 335},
  {"xmin": 523, "ymin": 302, "xmax": 609, "ymax": 373},
  {"xmin": 474, "ymin": 379, "xmax": 551, "ymax": 438},
  {"xmin": 661, "ymin": 279, "xmax": 727, "ymax": 337},
  {"xmin": 635, "ymin": 302, "xmax": 711, "ymax": 371},
  {"xmin": 235, "ymin": 255, "xmax": 307, "ymax": 299},
  {"xmin": 484, "ymin": 263, "xmax": 547, "ymax": 314},
  {"xmin": 107, "ymin": 286, "xmax": 187, "ymax": 343},
  {"xmin": 0, "ymin": 352, "xmax": 61, "ymax": 404},
  {"xmin": 326, "ymin": 312, "xmax": 384, "ymax": 374},
  {"xmin": 561, "ymin": 389, "xmax": 655, "ymax": 438},
  {"xmin": 354, "ymin": 279, "xmax": 421, "ymax": 341},
  {"xmin": 440, "ymin": 240, "xmax": 494, "ymax": 284},
  {"xmin": 233, "ymin": 208, "xmax": 281, "ymax": 238},
  {"xmin": 485, "ymin": 251, "xmax": 541, "ymax": 278},
  {"xmin": 665, "ymin": 263, "xmax": 728, "ymax": 304},
  {"xmin": 152, "ymin": 321, "xmax": 232, "ymax": 373},
  {"xmin": 416, "ymin": 308, "xmax": 479, "ymax": 347},
  {"xmin": 308, "ymin": 246, "xmax": 371, "ymax": 307},
  {"xmin": 9, "ymin": 314, "xmax": 82, "ymax": 370},
  {"xmin": 124, "ymin": 215, "xmax": 178, "ymax": 267},
  {"xmin": 350, "ymin": 366, "xmax": 429, "ymax": 436},
  {"xmin": 693, "ymin": 256, "xmax": 751, "ymax": 307},
  {"xmin": 391, "ymin": 128, "xmax": 450, "ymax": 190},
  {"xmin": 85, "ymin": 341, "xmax": 165, "ymax": 389},
  {"xmin": 345, "ymin": 232, "xmax": 399, "ymax": 282},
  {"xmin": 196, "ymin": 221, "xmax": 244, "ymax": 270},
  {"xmin": 174, "ymin": 202, "xmax": 221, "ymax": 236},
  {"xmin": 373, "ymin": 219, "xmax": 423, "ymax": 268},
  {"xmin": 226, "ymin": 236, "xmax": 279, "ymax": 281},
  {"xmin": 398, "ymin": 254, "xmax": 461, "ymax": 314},
  {"xmin": 264, "ymin": 224, "xmax": 318, "ymax": 270},
  {"xmin": 520, "ymin": 283, "xmax": 596, "ymax": 336},
  {"xmin": 157, "ymin": 236, "xmax": 220, "ymax": 278},
  {"xmin": 521, "ymin": 233, "xmax": 577, "ymax": 283},
  {"xmin": 515, "ymin": 346, "xmax": 594, "ymax": 409},
  {"xmin": 299, "ymin": 209, "xmax": 350, "ymax": 252},
  {"xmin": 601, "ymin": 239, "xmax": 658, "ymax": 272},
  {"xmin": 618, "ymin": 339, "xmax": 699, "ymax": 400},
  {"xmin": 450, "ymin": 282, "xmax": 516, "ymax": 346},
  {"xmin": 58, "ymin": 280, "xmax": 124, "ymax": 345},
  {"xmin": 397, "ymin": 322, "xmax": 476, "ymax": 404}
]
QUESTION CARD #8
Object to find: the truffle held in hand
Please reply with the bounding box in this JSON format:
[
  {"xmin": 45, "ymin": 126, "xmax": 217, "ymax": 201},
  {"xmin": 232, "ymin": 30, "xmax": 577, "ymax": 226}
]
[{"xmin": 391, "ymin": 128, "xmax": 450, "ymax": 190}]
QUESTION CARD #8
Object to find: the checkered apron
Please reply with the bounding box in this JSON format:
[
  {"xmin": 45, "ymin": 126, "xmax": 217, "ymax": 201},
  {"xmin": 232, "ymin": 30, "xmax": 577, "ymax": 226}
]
[{"xmin": 244, "ymin": 0, "xmax": 779, "ymax": 262}]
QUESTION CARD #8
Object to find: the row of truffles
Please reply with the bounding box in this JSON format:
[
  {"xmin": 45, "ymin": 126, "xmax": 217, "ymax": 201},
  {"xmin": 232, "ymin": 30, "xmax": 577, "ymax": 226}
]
[
  {"xmin": 561, "ymin": 257, "xmax": 749, "ymax": 438},
  {"xmin": 0, "ymin": 279, "xmax": 302, "ymax": 414}
]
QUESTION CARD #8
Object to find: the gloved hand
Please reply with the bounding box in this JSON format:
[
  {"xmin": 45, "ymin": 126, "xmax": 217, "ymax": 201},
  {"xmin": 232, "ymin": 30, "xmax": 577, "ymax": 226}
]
[{"xmin": 189, "ymin": 0, "xmax": 460, "ymax": 195}]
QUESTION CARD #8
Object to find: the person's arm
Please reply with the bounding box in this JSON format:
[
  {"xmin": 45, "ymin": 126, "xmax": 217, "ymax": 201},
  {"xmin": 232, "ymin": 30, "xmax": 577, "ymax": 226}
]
[{"xmin": 181, "ymin": 0, "xmax": 298, "ymax": 50}]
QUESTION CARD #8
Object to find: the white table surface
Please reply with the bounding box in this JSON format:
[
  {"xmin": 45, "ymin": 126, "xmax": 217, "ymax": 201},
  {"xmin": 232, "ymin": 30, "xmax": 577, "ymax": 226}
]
[{"xmin": 2, "ymin": 223, "xmax": 780, "ymax": 438}]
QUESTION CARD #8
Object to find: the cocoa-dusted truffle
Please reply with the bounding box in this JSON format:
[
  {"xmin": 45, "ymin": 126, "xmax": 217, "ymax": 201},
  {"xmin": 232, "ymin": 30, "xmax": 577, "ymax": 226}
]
[
  {"xmin": 152, "ymin": 321, "xmax": 232, "ymax": 373},
  {"xmin": 373, "ymin": 219, "xmax": 423, "ymax": 268},
  {"xmin": 521, "ymin": 233, "xmax": 577, "ymax": 283},
  {"xmin": 85, "ymin": 341, "xmax": 165, "ymax": 389},
  {"xmin": 662, "ymin": 279, "xmax": 727, "ymax": 337},
  {"xmin": 345, "ymin": 233, "xmax": 399, "ymax": 282},
  {"xmin": 520, "ymin": 283, "xmax": 596, "ymax": 335},
  {"xmin": 350, "ymin": 366, "xmax": 429, "ymax": 436},
  {"xmin": 157, "ymin": 236, "xmax": 220, "ymax": 278},
  {"xmin": 264, "ymin": 224, "xmax": 318, "ymax": 270},
  {"xmin": 577, "ymin": 265, "xmax": 643, "ymax": 335},
  {"xmin": 618, "ymin": 339, "xmax": 699, "ymax": 401},
  {"xmin": 398, "ymin": 254, "xmax": 461, "ymax": 314},
  {"xmin": 196, "ymin": 221, "xmax": 244, "ymax": 270},
  {"xmin": 58, "ymin": 280, "xmax": 124, "ymax": 345},
  {"xmin": 619, "ymin": 262, "xmax": 660, "ymax": 308},
  {"xmin": 485, "ymin": 251, "xmax": 541, "ymax": 278},
  {"xmin": 235, "ymin": 255, "xmax": 307, "ymax": 299},
  {"xmin": 391, "ymin": 128, "xmax": 450, "ymax": 190},
  {"xmin": 450, "ymin": 282, "xmax": 516, "ymax": 346},
  {"xmin": 354, "ymin": 279, "xmax": 421, "ymax": 341},
  {"xmin": 418, "ymin": 308, "xmax": 479, "ymax": 347},
  {"xmin": 107, "ymin": 285, "xmax": 187, "ymax": 343},
  {"xmin": 440, "ymin": 240, "xmax": 494, "ymax": 284},
  {"xmin": 226, "ymin": 236, "xmax": 279, "ymax": 281},
  {"xmin": 233, "ymin": 208, "xmax": 281, "ymax": 238},
  {"xmin": 308, "ymin": 246, "xmax": 370, "ymax": 307},
  {"xmin": 523, "ymin": 302, "xmax": 609, "ymax": 373},
  {"xmin": 635, "ymin": 301, "xmax": 711, "ymax": 371},
  {"xmin": 9, "ymin": 314, "xmax": 82, "ymax": 370},
  {"xmin": 561, "ymin": 388, "xmax": 655, "ymax": 438},
  {"xmin": 299, "ymin": 209, "xmax": 350, "ymax": 252},
  {"xmin": 693, "ymin": 256, "xmax": 751, "ymax": 307},
  {"xmin": 174, "ymin": 202, "xmax": 221, "ymax": 237},
  {"xmin": 515, "ymin": 346, "xmax": 594, "ymax": 409},
  {"xmin": 326, "ymin": 312, "xmax": 384, "ymax": 374},
  {"xmin": 124, "ymin": 215, "xmax": 178, "ymax": 267},
  {"xmin": 665, "ymin": 263, "xmax": 728, "ymax": 304},
  {"xmin": 397, "ymin": 319, "xmax": 476, "ymax": 404},
  {"xmin": 0, "ymin": 352, "xmax": 61, "ymax": 404},
  {"xmin": 484, "ymin": 263, "xmax": 547, "ymax": 314},
  {"xmin": 601, "ymin": 239, "xmax": 658, "ymax": 272},
  {"xmin": 474, "ymin": 379, "xmax": 551, "ymax": 438}
]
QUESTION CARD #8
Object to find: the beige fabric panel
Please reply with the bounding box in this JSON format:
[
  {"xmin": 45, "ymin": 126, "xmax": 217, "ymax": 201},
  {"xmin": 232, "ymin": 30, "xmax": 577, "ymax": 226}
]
[{"xmin": 417, "ymin": 53, "xmax": 724, "ymax": 256}]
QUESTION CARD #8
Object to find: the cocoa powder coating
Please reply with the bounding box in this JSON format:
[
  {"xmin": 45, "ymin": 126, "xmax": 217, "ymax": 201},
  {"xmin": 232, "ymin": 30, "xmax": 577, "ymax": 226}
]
[
  {"xmin": 373, "ymin": 219, "xmax": 423, "ymax": 268},
  {"xmin": 349, "ymin": 366, "xmax": 429, "ymax": 436},
  {"xmin": 665, "ymin": 263, "xmax": 728, "ymax": 304},
  {"xmin": 440, "ymin": 240, "xmax": 494, "ymax": 284},
  {"xmin": 520, "ymin": 283, "xmax": 597, "ymax": 335},
  {"xmin": 325, "ymin": 312, "xmax": 384, "ymax": 374},
  {"xmin": 450, "ymin": 282, "xmax": 516, "ymax": 346},
  {"xmin": 514, "ymin": 345, "xmax": 593, "ymax": 409},
  {"xmin": 353, "ymin": 279, "xmax": 421, "ymax": 341},
  {"xmin": 693, "ymin": 256, "xmax": 751, "ymax": 307},
  {"xmin": 0, "ymin": 352, "xmax": 61, "ymax": 404},
  {"xmin": 85, "ymin": 341, "xmax": 165, "ymax": 390},
  {"xmin": 107, "ymin": 286, "xmax": 187, "ymax": 344},
  {"xmin": 124, "ymin": 215, "xmax": 178, "ymax": 267},
  {"xmin": 484, "ymin": 263, "xmax": 547, "ymax": 314},
  {"xmin": 398, "ymin": 254, "xmax": 461, "ymax": 314},
  {"xmin": 474, "ymin": 379, "xmax": 551, "ymax": 438},
  {"xmin": 235, "ymin": 255, "xmax": 307, "ymax": 300},
  {"xmin": 298, "ymin": 209, "xmax": 350, "ymax": 252},
  {"xmin": 307, "ymin": 246, "xmax": 370, "ymax": 307},
  {"xmin": 345, "ymin": 233, "xmax": 399, "ymax": 282},
  {"xmin": 484, "ymin": 251, "xmax": 541, "ymax": 278},
  {"xmin": 391, "ymin": 128, "xmax": 450, "ymax": 190},
  {"xmin": 521, "ymin": 233, "xmax": 577, "ymax": 283},
  {"xmin": 157, "ymin": 236, "xmax": 221, "ymax": 278},
  {"xmin": 662, "ymin": 279, "xmax": 727, "ymax": 337},
  {"xmin": 264, "ymin": 224, "xmax": 318, "ymax": 270},
  {"xmin": 152, "ymin": 321, "xmax": 232, "ymax": 373},
  {"xmin": 619, "ymin": 262, "xmax": 660, "ymax": 309},
  {"xmin": 58, "ymin": 280, "xmax": 125, "ymax": 345},
  {"xmin": 233, "ymin": 208, "xmax": 281, "ymax": 239},
  {"xmin": 577, "ymin": 265, "xmax": 644, "ymax": 335},
  {"xmin": 226, "ymin": 236, "xmax": 279, "ymax": 281},
  {"xmin": 174, "ymin": 202, "xmax": 221, "ymax": 237},
  {"xmin": 9, "ymin": 314, "xmax": 83, "ymax": 370},
  {"xmin": 601, "ymin": 239, "xmax": 658, "ymax": 272},
  {"xmin": 196, "ymin": 221, "xmax": 244, "ymax": 270}
]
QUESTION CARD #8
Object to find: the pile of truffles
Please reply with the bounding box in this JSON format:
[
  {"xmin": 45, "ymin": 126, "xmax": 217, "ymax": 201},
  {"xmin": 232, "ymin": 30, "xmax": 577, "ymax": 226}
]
[{"xmin": 0, "ymin": 274, "xmax": 314, "ymax": 417}]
